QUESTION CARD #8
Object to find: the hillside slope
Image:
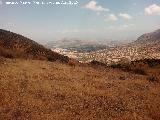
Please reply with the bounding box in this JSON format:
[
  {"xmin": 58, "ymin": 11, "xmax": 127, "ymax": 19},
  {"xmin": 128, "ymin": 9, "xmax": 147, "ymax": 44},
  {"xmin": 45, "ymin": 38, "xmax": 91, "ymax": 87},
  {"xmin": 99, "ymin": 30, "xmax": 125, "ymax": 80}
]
[
  {"xmin": 136, "ymin": 29, "xmax": 160, "ymax": 43},
  {"xmin": 0, "ymin": 58, "xmax": 160, "ymax": 120},
  {"xmin": 0, "ymin": 29, "xmax": 69, "ymax": 63}
]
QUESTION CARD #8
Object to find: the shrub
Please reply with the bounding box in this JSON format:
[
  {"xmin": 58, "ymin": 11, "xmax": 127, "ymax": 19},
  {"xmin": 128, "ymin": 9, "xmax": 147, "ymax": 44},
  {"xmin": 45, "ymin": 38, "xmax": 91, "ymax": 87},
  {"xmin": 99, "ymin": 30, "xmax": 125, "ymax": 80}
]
[
  {"xmin": 110, "ymin": 63, "xmax": 122, "ymax": 69},
  {"xmin": 47, "ymin": 55, "xmax": 56, "ymax": 62},
  {"xmin": 134, "ymin": 59, "xmax": 160, "ymax": 67},
  {"xmin": 68, "ymin": 62, "xmax": 75, "ymax": 67},
  {"xmin": 147, "ymin": 76, "xmax": 158, "ymax": 82},
  {"xmin": 0, "ymin": 46, "xmax": 14, "ymax": 58},
  {"xmin": 132, "ymin": 68, "xmax": 147, "ymax": 75},
  {"xmin": 146, "ymin": 59, "xmax": 160, "ymax": 67},
  {"xmin": 119, "ymin": 76, "xmax": 126, "ymax": 80},
  {"xmin": 110, "ymin": 63, "xmax": 131, "ymax": 72},
  {"xmin": 90, "ymin": 60, "xmax": 107, "ymax": 66},
  {"xmin": 110, "ymin": 63, "xmax": 147, "ymax": 75}
]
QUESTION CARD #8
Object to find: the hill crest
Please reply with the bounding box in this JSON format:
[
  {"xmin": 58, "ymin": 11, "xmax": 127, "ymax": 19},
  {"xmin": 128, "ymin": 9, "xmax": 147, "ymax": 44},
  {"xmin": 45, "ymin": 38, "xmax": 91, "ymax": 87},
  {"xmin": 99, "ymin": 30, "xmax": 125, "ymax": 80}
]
[
  {"xmin": 0, "ymin": 29, "xmax": 69, "ymax": 63},
  {"xmin": 136, "ymin": 29, "xmax": 160, "ymax": 43}
]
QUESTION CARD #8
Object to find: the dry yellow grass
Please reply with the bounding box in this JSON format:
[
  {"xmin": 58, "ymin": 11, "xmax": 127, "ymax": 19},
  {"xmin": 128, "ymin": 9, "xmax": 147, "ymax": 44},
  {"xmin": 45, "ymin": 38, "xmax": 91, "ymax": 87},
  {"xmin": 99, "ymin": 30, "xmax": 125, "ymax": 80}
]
[{"xmin": 0, "ymin": 58, "xmax": 160, "ymax": 120}]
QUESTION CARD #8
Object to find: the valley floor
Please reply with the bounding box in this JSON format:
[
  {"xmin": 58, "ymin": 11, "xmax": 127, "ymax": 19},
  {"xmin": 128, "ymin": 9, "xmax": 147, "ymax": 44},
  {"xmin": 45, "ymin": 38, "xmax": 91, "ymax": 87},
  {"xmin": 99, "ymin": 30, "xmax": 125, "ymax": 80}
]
[{"xmin": 0, "ymin": 58, "xmax": 160, "ymax": 120}]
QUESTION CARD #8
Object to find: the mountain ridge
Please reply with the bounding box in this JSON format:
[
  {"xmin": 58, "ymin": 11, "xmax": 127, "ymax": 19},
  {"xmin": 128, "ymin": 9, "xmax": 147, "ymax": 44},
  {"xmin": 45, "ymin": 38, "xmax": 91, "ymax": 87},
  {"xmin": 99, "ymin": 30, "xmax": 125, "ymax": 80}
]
[
  {"xmin": 136, "ymin": 29, "xmax": 160, "ymax": 43},
  {"xmin": 0, "ymin": 29, "xmax": 69, "ymax": 63}
]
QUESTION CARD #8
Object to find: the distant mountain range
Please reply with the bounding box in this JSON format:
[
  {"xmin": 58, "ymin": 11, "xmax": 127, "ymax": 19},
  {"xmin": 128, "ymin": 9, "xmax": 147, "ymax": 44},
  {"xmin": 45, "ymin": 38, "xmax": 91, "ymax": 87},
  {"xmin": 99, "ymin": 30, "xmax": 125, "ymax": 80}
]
[
  {"xmin": 136, "ymin": 29, "xmax": 160, "ymax": 43},
  {"xmin": 48, "ymin": 29, "xmax": 160, "ymax": 64},
  {"xmin": 46, "ymin": 39, "xmax": 108, "ymax": 52},
  {"xmin": 0, "ymin": 29, "xmax": 69, "ymax": 63}
]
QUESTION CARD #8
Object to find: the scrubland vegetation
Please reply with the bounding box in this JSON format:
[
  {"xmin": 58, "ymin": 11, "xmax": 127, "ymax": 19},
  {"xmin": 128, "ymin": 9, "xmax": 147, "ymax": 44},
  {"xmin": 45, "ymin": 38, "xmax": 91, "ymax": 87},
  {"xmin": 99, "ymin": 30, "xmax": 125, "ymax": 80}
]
[{"xmin": 0, "ymin": 57, "xmax": 160, "ymax": 120}]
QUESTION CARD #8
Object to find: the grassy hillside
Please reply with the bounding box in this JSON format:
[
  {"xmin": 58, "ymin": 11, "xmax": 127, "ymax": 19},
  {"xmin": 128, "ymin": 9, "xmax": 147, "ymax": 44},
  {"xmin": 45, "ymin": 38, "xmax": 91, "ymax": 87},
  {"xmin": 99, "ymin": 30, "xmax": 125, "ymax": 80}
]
[
  {"xmin": 0, "ymin": 57, "xmax": 160, "ymax": 120},
  {"xmin": 0, "ymin": 29, "xmax": 69, "ymax": 63}
]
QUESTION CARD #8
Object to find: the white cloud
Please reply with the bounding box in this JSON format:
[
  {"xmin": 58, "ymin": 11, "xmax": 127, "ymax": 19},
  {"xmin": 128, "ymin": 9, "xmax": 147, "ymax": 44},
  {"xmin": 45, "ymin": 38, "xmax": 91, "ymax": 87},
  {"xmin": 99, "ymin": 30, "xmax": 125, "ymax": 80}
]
[
  {"xmin": 119, "ymin": 13, "xmax": 132, "ymax": 19},
  {"xmin": 84, "ymin": 1, "xmax": 109, "ymax": 12},
  {"xmin": 118, "ymin": 24, "xmax": 134, "ymax": 30},
  {"xmin": 122, "ymin": 24, "xmax": 134, "ymax": 28},
  {"xmin": 0, "ymin": 0, "xmax": 2, "ymax": 5},
  {"xmin": 107, "ymin": 14, "xmax": 118, "ymax": 21},
  {"xmin": 145, "ymin": 4, "xmax": 160, "ymax": 15},
  {"xmin": 105, "ymin": 24, "xmax": 134, "ymax": 31}
]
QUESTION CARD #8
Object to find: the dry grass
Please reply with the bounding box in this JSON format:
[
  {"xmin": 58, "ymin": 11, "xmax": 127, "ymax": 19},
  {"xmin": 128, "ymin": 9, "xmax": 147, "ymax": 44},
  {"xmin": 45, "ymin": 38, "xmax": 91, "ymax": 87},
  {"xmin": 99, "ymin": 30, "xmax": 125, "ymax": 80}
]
[
  {"xmin": 0, "ymin": 58, "xmax": 160, "ymax": 120},
  {"xmin": 0, "ymin": 46, "xmax": 15, "ymax": 58},
  {"xmin": 0, "ymin": 29, "xmax": 69, "ymax": 63}
]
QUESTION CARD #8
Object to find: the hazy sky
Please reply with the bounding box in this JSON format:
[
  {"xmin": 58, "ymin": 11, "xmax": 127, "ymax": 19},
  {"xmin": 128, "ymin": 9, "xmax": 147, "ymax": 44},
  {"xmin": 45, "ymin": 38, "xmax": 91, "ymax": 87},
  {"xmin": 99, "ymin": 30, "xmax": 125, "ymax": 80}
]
[{"xmin": 0, "ymin": 0, "xmax": 160, "ymax": 43}]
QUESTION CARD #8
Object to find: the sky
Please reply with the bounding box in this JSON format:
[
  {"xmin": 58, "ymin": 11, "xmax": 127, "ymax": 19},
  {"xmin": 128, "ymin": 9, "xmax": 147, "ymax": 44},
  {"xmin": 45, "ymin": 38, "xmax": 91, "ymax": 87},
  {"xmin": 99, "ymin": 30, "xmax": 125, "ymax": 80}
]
[{"xmin": 0, "ymin": 0, "xmax": 160, "ymax": 43}]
